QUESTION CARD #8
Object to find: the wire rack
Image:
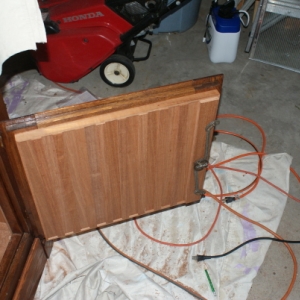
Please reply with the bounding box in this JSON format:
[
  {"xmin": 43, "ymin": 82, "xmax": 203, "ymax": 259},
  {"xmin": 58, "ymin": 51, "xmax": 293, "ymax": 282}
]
[{"xmin": 250, "ymin": 12, "xmax": 300, "ymax": 73}]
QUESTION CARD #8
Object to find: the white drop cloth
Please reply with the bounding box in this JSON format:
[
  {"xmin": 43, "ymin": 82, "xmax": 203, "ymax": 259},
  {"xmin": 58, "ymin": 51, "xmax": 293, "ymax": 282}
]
[
  {"xmin": 0, "ymin": 0, "xmax": 46, "ymax": 74},
  {"xmin": 34, "ymin": 142, "xmax": 292, "ymax": 300}
]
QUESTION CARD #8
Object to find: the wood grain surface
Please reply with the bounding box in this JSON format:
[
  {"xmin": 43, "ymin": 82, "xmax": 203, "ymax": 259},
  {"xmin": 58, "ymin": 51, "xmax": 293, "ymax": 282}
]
[
  {"xmin": 0, "ymin": 233, "xmax": 33, "ymax": 300},
  {"xmin": 13, "ymin": 238, "xmax": 47, "ymax": 300},
  {"xmin": 0, "ymin": 221, "xmax": 11, "ymax": 261},
  {"xmin": 15, "ymin": 92, "xmax": 220, "ymax": 240},
  {"xmin": 0, "ymin": 234, "xmax": 21, "ymax": 291},
  {"xmin": 0, "ymin": 124, "xmax": 41, "ymax": 235}
]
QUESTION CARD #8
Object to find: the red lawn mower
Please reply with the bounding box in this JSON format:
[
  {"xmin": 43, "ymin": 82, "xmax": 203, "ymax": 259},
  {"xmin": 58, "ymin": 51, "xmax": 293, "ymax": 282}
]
[{"xmin": 35, "ymin": 0, "xmax": 189, "ymax": 87}]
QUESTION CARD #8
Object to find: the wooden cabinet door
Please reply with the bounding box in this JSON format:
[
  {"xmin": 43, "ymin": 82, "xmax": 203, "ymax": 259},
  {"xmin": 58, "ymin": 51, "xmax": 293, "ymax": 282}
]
[
  {"xmin": 0, "ymin": 75, "xmax": 222, "ymax": 242},
  {"xmin": 0, "ymin": 133, "xmax": 48, "ymax": 300}
]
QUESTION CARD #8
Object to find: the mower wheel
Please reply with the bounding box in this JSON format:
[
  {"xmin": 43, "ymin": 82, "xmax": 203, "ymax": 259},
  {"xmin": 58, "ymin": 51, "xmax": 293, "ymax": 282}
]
[{"xmin": 100, "ymin": 55, "xmax": 135, "ymax": 87}]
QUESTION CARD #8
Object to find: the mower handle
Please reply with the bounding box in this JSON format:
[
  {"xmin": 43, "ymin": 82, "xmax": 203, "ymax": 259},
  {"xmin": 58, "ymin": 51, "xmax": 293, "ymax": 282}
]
[{"xmin": 120, "ymin": 0, "xmax": 190, "ymax": 42}]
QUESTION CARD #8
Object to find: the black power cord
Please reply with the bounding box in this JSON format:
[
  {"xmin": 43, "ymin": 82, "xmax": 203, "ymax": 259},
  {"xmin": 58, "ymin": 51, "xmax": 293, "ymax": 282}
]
[{"xmin": 192, "ymin": 237, "xmax": 300, "ymax": 262}]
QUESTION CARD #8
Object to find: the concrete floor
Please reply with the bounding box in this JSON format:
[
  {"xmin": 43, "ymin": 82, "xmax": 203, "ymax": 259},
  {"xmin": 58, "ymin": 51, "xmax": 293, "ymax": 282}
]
[{"xmin": 1, "ymin": 0, "xmax": 300, "ymax": 299}]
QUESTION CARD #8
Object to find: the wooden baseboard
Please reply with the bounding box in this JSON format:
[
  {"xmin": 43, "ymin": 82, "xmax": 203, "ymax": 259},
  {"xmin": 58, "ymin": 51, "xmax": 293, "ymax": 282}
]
[
  {"xmin": 13, "ymin": 238, "xmax": 47, "ymax": 300},
  {"xmin": 0, "ymin": 233, "xmax": 33, "ymax": 299}
]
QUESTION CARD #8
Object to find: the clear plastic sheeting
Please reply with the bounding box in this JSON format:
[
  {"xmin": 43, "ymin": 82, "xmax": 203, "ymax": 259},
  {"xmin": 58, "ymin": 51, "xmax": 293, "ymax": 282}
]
[
  {"xmin": 35, "ymin": 142, "xmax": 292, "ymax": 300},
  {"xmin": 3, "ymin": 75, "xmax": 97, "ymax": 119}
]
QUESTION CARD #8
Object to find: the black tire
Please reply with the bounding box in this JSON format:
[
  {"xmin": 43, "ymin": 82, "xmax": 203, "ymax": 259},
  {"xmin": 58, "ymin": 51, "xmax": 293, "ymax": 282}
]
[{"xmin": 100, "ymin": 54, "xmax": 135, "ymax": 87}]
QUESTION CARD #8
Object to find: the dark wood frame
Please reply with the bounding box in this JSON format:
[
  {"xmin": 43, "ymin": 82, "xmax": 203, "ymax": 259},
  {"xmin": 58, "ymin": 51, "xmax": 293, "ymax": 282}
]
[
  {"xmin": 0, "ymin": 93, "xmax": 49, "ymax": 299},
  {"xmin": 0, "ymin": 75, "xmax": 223, "ymax": 299}
]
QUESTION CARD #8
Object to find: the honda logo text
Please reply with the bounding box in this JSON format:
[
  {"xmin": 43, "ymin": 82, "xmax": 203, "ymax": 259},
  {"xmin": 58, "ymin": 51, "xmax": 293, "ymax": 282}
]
[{"xmin": 63, "ymin": 12, "xmax": 104, "ymax": 23}]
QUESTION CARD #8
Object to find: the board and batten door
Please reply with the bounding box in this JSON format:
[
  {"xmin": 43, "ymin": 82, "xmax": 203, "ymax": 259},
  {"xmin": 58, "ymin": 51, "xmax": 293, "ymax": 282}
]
[{"xmin": 5, "ymin": 76, "xmax": 222, "ymax": 241}]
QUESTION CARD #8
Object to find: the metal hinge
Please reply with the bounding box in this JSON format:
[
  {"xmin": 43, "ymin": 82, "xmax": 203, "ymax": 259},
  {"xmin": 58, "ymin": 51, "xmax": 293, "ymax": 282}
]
[{"xmin": 193, "ymin": 120, "xmax": 219, "ymax": 195}]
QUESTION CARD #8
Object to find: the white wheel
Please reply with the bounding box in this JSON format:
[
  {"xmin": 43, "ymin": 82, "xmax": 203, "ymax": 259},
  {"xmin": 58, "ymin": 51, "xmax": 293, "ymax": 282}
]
[
  {"xmin": 104, "ymin": 62, "xmax": 130, "ymax": 85},
  {"xmin": 100, "ymin": 55, "xmax": 135, "ymax": 87}
]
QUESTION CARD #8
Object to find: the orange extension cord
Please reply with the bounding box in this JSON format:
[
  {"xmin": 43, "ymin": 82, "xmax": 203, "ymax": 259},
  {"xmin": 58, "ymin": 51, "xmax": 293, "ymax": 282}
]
[
  {"xmin": 53, "ymin": 82, "xmax": 82, "ymax": 94},
  {"xmin": 102, "ymin": 114, "xmax": 300, "ymax": 300},
  {"xmin": 134, "ymin": 114, "xmax": 268, "ymax": 246}
]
